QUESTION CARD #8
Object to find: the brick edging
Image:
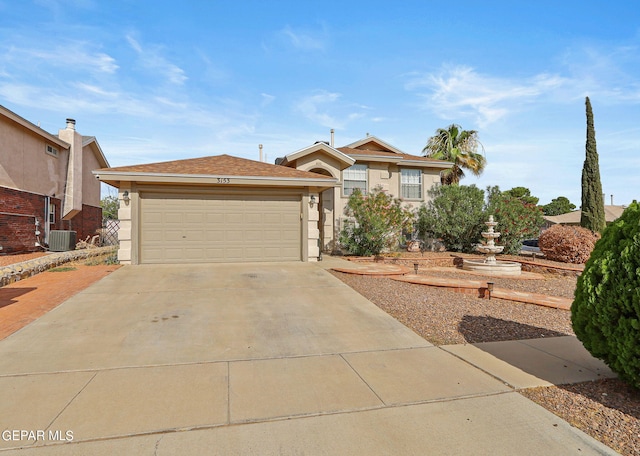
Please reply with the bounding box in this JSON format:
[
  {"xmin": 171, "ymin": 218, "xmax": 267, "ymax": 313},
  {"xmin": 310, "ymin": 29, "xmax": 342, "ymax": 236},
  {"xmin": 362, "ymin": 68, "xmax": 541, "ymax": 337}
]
[{"xmin": 0, "ymin": 246, "xmax": 117, "ymax": 287}]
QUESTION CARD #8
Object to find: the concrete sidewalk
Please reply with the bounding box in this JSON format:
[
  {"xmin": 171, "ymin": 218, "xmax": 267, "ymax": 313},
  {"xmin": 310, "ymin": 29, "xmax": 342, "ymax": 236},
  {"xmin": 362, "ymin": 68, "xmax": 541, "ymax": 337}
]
[{"xmin": 0, "ymin": 261, "xmax": 617, "ymax": 455}]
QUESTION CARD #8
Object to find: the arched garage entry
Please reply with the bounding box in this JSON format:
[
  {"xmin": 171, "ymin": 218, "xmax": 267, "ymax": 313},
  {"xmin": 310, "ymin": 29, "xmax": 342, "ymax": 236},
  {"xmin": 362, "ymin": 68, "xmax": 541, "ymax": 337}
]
[{"xmin": 309, "ymin": 167, "xmax": 336, "ymax": 252}]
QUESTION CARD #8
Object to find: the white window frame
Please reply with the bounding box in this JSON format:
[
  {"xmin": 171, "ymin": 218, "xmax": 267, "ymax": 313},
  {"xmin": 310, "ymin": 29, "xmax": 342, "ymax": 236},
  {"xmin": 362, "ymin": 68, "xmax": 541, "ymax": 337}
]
[
  {"xmin": 401, "ymin": 168, "xmax": 422, "ymax": 200},
  {"xmin": 46, "ymin": 144, "xmax": 59, "ymax": 157},
  {"xmin": 343, "ymin": 164, "xmax": 368, "ymax": 196},
  {"xmin": 48, "ymin": 202, "xmax": 56, "ymax": 224}
]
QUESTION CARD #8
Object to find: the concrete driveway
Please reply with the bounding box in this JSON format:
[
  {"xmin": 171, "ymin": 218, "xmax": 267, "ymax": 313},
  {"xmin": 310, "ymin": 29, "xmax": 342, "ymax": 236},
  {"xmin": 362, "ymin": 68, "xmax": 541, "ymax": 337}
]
[{"xmin": 0, "ymin": 261, "xmax": 615, "ymax": 455}]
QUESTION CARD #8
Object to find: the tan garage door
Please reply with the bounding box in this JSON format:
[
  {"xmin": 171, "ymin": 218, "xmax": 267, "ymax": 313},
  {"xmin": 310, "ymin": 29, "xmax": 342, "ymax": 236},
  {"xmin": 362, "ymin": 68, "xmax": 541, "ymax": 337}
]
[{"xmin": 140, "ymin": 192, "xmax": 301, "ymax": 264}]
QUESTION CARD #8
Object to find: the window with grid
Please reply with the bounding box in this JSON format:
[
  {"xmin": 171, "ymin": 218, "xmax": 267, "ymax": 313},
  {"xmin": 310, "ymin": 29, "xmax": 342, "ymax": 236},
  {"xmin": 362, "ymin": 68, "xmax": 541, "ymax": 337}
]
[
  {"xmin": 48, "ymin": 202, "xmax": 56, "ymax": 224},
  {"xmin": 401, "ymin": 168, "xmax": 422, "ymax": 199},
  {"xmin": 343, "ymin": 164, "xmax": 368, "ymax": 196}
]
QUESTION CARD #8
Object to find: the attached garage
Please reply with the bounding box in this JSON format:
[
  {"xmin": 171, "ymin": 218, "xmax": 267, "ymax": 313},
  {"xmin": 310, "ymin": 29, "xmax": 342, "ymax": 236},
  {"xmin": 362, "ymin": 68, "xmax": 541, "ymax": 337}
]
[
  {"xmin": 139, "ymin": 191, "xmax": 301, "ymax": 264},
  {"xmin": 94, "ymin": 154, "xmax": 337, "ymax": 265}
]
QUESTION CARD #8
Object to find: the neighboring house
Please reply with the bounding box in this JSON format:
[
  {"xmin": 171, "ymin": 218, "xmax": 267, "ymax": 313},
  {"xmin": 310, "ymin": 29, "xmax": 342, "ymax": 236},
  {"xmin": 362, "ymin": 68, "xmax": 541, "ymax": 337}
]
[
  {"xmin": 543, "ymin": 206, "xmax": 627, "ymax": 229},
  {"xmin": 94, "ymin": 135, "xmax": 451, "ymax": 265},
  {"xmin": 0, "ymin": 105, "xmax": 110, "ymax": 254}
]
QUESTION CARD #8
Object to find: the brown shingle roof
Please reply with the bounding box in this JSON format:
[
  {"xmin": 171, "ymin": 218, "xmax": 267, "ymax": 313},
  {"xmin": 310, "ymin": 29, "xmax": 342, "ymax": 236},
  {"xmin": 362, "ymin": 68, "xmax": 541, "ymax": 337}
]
[
  {"xmin": 543, "ymin": 206, "xmax": 627, "ymax": 225},
  {"xmin": 99, "ymin": 154, "xmax": 334, "ymax": 180}
]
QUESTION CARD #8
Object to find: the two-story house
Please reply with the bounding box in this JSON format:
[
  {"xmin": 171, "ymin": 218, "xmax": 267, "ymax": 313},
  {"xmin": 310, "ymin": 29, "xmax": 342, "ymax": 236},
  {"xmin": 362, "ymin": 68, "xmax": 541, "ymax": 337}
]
[
  {"xmin": 278, "ymin": 135, "xmax": 452, "ymax": 252},
  {"xmin": 0, "ymin": 105, "xmax": 110, "ymax": 254}
]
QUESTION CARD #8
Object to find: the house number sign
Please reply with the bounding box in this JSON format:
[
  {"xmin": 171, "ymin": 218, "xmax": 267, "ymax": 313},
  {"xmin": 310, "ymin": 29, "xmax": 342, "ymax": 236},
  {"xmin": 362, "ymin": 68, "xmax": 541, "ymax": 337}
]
[{"xmin": 217, "ymin": 178, "xmax": 230, "ymax": 184}]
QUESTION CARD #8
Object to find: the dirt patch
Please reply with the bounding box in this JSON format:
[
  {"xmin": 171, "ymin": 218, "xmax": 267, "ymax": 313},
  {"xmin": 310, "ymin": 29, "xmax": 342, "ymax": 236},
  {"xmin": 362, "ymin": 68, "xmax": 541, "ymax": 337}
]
[{"xmin": 0, "ymin": 252, "xmax": 49, "ymax": 267}]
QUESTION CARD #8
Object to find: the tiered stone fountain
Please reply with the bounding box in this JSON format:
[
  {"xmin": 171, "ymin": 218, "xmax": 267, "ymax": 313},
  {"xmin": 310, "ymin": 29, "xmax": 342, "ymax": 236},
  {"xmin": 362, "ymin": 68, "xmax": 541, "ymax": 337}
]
[{"xmin": 462, "ymin": 215, "xmax": 521, "ymax": 276}]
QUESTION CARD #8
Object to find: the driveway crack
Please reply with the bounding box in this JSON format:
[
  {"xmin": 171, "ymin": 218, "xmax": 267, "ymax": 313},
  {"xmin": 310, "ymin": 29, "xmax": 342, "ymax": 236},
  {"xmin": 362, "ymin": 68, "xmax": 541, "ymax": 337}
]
[{"xmin": 46, "ymin": 371, "xmax": 99, "ymax": 431}]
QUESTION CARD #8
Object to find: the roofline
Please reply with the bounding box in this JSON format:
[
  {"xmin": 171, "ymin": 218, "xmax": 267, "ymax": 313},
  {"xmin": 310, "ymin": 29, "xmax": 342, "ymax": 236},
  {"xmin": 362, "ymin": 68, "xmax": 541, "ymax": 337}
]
[
  {"xmin": 397, "ymin": 159, "xmax": 452, "ymax": 168},
  {"xmin": 349, "ymin": 154, "xmax": 403, "ymax": 163},
  {"xmin": 344, "ymin": 135, "xmax": 406, "ymax": 155},
  {"xmin": 0, "ymin": 104, "xmax": 70, "ymax": 149},
  {"xmin": 282, "ymin": 142, "xmax": 355, "ymax": 168},
  {"xmin": 83, "ymin": 136, "xmax": 110, "ymax": 168},
  {"xmin": 92, "ymin": 170, "xmax": 338, "ymax": 187}
]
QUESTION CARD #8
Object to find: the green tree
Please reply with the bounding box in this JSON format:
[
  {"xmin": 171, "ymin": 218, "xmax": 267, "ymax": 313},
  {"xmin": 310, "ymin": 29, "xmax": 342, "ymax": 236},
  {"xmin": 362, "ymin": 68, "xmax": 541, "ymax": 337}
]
[
  {"xmin": 543, "ymin": 196, "xmax": 576, "ymax": 216},
  {"xmin": 580, "ymin": 97, "xmax": 606, "ymax": 232},
  {"xmin": 422, "ymin": 124, "xmax": 486, "ymax": 185},
  {"xmin": 572, "ymin": 202, "xmax": 640, "ymax": 388},
  {"xmin": 503, "ymin": 187, "xmax": 539, "ymax": 205},
  {"xmin": 486, "ymin": 186, "xmax": 544, "ymax": 255},
  {"xmin": 101, "ymin": 195, "xmax": 119, "ymax": 220},
  {"xmin": 416, "ymin": 184, "xmax": 486, "ymax": 253},
  {"xmin": 339, "ymin": 187, "xmax": 415, "ymax": 256}
]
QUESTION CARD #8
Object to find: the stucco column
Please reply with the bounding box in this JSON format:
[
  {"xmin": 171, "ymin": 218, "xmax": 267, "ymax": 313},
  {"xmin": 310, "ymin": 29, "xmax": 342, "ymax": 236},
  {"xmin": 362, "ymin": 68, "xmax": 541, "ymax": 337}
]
[
  {"xmin": 306, "ymin": 193, "xmax": 320, "ymax": 261},
  {"xmin": 117, "ymin": 185, "xmax": 132, "ymax": 264}
]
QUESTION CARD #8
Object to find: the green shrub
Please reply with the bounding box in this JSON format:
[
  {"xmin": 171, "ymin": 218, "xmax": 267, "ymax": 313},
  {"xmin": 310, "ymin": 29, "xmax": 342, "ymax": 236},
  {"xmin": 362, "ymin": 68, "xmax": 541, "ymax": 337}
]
[
  {"xmin": 538, "ymin": 225, "xmax": 600, "ymax": 264},
  {"xmin": 572, "ymin": 201, "xmax": 640, "ymax": 388},
  {"xmin": 486, "ymin": 186, "xmax": 544, "ymax": 255},
  {"xmin": 48, "ymin": 266, "xmax": 76, "ymax": 272},
  {"xmin": 84, "ymin": 252, "xmax": 119, "ymax": 266},
  {"xmin": 339, "ymin": 187, "xmax": 414, "ymax": 256},
  {"xmin": 416, "ymin": 184, "xmax": 486, "ymax": 253}
]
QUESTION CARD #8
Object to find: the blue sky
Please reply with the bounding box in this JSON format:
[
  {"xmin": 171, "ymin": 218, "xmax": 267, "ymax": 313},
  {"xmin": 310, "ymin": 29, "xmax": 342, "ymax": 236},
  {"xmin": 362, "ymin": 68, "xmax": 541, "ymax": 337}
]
[{"xmin": 1, "ymin": 0, "xmax": 639, "ymax": 206}]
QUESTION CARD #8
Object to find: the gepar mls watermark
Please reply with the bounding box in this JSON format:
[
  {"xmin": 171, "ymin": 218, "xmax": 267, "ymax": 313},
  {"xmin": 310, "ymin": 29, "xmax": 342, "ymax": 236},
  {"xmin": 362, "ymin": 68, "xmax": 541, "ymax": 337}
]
[{"xmin": 2, "ymin": 430, "xmax": 74, "ymax": 442}]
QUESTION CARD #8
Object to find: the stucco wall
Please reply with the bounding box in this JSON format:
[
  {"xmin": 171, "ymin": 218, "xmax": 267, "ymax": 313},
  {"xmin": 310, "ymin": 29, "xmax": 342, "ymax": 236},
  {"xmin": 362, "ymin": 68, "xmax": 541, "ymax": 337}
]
[
  {"xmin": 58, "ymin": 126, "xmax": 83, "ymax": 219},
  {"xmin": 0, "ymin": 119, "xmax": 69, "ymax": 198},
  {"xmin": 334, "ymin": 162, "xmax": 442, "ymax": 223},
  {"xmin": 81, "ymin": 145, "xmax": 102, "ymax": 207},
  {"xmin": 294, "ymin": 152, "xmax": 341, "ymax": 178}
]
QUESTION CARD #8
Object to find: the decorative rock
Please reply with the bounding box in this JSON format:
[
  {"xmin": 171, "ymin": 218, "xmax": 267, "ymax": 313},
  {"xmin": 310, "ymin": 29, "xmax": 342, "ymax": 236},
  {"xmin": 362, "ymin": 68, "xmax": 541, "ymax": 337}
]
[{"xmin": 0, "ymin": 246, "xmax": 116, "ymax": 287}]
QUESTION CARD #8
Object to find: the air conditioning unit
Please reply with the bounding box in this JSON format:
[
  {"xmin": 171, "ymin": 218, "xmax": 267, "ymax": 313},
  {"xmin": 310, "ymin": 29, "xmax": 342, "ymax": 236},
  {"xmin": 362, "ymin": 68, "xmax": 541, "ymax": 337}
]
[{"xmin": 49, "ymin": 230, "xmax": 77, "ymax": 252}]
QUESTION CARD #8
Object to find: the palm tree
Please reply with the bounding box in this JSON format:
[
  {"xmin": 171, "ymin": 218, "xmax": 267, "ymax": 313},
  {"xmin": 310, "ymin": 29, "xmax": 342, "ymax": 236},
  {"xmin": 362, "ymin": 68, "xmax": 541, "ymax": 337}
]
[{"xmin": 422, "ymin": 124, "xmax": 486, "ymax": 185}]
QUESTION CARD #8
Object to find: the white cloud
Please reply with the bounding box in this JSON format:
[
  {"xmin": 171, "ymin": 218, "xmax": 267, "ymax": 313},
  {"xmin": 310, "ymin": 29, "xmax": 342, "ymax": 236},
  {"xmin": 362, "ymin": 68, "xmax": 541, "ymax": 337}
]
[
  {"xmin": 74, "ymin": 82, "xmax": 118, "ymax": 98},
  {"xmin": 3, "ymin": 42, "xmax": 118, "ymax": 75},
  {"xmin": 406, "ymin": 65, "xmax": 569, "ymax": 127},
  {"xmin": 294, "ymin": 90, "xmax": 342, "ymax": 127},
  {"xmin": 261, "ymin": 93, "xmax": 276, "ymax": 107},
  {"xmin": 294, "ymin": 90, "xmax": 373, "ymax": 129},
  {"xmin": 126, "ymin": 35, "xmax": 187, "ymax": 85},
  {"xmin": 279, "ymin": 25, "xmax": 326, "ymax": 51}
]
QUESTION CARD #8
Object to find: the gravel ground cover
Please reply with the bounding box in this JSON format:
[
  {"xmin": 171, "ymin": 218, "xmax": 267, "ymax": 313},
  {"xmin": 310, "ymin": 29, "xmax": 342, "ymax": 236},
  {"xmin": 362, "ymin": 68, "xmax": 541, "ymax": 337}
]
[
  {"xmin": 330, "ymin": 271, "xmax": 574, "ymax": 344},
  {"xmin": 330, "ymin": 256, "xmax": 639, "ymax": 456}
]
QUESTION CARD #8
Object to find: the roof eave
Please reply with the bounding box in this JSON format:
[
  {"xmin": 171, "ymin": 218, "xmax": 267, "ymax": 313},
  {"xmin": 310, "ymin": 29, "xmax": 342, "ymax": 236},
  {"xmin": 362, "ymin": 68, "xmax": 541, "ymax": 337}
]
[
  {"xmin": 92, "ymin": 170, "xmax": 339, "ymax": 189},
  {"xmin": 397, "ymin": 159, "xmax": 453, "ymax": 168},
  {"xmin": 84, "ymin": 137, "xmax": 110, "ymax": 168},
  {"xmin": 0, "ymin": 104, "xmax": 70, "ymax": 149},
  {"xmin": 349, "ymin": 154, "xmax": 403, "ymax": 163},
  {"xmin": 283, "ymin": 143, "xmax": 355, "ymax": 168},
  {"xmin": 344, "ymin": 135, "xmax": 406, "ymax": 155}
]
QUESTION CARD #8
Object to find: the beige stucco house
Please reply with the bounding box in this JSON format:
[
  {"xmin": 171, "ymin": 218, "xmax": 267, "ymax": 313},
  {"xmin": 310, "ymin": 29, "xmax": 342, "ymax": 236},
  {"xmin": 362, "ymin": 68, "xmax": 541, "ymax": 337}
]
[
  {"xmin": 95, "ymin": 135, "xmax": 451, "ymax": 265},
  {"xmin": 279, "ymin": 135, "xmax": 452, "ymax": 252},
  {"xmin": 0, "ymin": 105, "xmax": 109, "ymax": 253}
]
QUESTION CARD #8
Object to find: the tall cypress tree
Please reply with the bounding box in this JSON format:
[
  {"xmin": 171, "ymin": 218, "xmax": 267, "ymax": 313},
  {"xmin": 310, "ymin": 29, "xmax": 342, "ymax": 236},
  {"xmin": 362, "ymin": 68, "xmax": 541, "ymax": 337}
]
[{"xmin": 580, "ymin": 97, "xmax": 606, "ymax": 232}]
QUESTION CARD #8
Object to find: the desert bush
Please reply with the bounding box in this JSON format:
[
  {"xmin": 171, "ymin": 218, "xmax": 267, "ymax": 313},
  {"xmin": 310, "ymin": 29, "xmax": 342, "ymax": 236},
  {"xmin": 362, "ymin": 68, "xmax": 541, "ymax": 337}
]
[
  {"xmin": 339, "ymin": 187, "xmax": 415, "ymax": 256},
  {"xmin": 538, "ymin": 225, "xmax": 600, "ymax": 264},
  {"xmin": 486, "ymin": 186, "xmax": 544, "ymax": 255},
  {"xmin": 416, "ymin": 184, "xmax": 486, "ymax": 253},
  {"xmin": 572, "ymin": 201, "xmax": 640, "ymax": 388}
]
